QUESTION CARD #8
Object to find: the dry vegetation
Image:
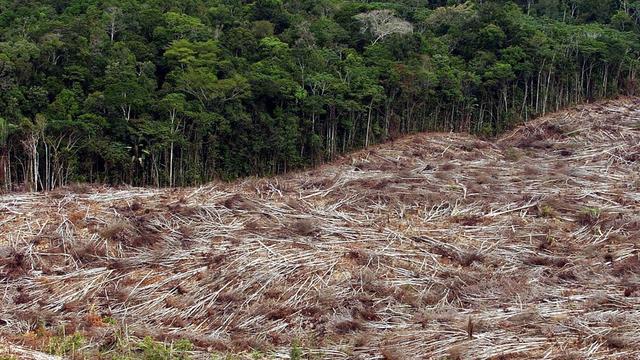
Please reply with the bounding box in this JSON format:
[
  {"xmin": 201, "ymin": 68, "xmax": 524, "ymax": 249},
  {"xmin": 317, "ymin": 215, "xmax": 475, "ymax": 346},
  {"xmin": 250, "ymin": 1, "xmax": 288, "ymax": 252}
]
[{"xmin": 1, "ymin": 98, "xmax": 639, "ymax": 359}]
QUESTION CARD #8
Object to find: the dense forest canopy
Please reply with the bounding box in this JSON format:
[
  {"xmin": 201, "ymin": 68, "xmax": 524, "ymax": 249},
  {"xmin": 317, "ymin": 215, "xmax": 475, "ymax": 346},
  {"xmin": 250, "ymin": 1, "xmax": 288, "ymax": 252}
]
[{"xmin": 0, "ymin": 0, "xmax": 638, "ymax": 190}]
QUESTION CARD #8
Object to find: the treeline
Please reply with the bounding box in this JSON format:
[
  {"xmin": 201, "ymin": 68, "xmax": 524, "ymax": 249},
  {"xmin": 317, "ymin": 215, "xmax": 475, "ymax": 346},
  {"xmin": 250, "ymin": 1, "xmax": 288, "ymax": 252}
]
[{"xmin": 0, "ymin": 0, "xmax": 638, "ymax": 190}]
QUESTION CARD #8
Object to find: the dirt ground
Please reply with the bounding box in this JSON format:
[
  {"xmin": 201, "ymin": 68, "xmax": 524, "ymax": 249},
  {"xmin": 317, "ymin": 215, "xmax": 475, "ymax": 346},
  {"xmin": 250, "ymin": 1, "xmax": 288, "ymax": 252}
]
[{"xmin": 1, "ymin": 98, "xmax": 639, "ymax": 359}]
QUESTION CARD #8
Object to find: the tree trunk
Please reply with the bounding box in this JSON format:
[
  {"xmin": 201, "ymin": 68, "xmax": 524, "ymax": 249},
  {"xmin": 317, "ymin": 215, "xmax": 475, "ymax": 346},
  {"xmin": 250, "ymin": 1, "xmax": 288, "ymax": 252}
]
[{"xmin": 365, "ymin": 98, "xmax": 373, "ymax": 148}]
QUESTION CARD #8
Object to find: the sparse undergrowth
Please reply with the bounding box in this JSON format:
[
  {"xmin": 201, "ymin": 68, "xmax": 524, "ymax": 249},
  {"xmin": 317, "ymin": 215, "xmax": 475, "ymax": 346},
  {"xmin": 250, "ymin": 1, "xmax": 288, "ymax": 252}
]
[
  {"xmin": 14, "ymin": 327, "xmax": 196, "ymax": 360},
  {"xmin": 4, "ymin": 322, "xmax": 312, "ymax": 360}
]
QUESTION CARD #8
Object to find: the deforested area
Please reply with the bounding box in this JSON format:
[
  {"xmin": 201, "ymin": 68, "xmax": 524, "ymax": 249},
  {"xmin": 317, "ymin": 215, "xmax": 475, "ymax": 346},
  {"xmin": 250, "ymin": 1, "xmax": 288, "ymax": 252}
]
[{"xmin": 1, "ymin": 98, "xmax": 639, "ymax": 359}]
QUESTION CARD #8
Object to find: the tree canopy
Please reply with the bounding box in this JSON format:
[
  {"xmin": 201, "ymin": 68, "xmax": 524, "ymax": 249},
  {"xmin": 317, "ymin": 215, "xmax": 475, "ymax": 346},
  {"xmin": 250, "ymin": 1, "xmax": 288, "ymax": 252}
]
[{"xmin": 0, "ymin": 0, "xmax": 638, "ymax": 190}]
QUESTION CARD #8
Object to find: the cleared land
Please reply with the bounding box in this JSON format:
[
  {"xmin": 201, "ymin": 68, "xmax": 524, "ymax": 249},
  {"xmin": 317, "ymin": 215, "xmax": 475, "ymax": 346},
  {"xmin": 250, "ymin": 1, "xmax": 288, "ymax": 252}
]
[{"xmin": 1, "ymin": 98, "xmax": 639, "ymax": 359}]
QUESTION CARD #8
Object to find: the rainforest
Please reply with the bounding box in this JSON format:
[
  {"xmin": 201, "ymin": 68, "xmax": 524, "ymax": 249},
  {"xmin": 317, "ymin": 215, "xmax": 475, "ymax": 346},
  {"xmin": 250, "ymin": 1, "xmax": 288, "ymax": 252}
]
[{"xmin": 0, "ymin": 0, "xmax": 638, "ymax": 190}]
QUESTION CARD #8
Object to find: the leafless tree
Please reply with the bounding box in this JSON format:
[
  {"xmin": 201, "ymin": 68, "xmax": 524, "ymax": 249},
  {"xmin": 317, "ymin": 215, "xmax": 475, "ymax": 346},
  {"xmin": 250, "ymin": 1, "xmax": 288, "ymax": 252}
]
[
  {"xmin": 355, "ymin": 10, "xmax": 413, "ymax": 45},
  {"xmin": 106, "ymin": 7, "xmax": 122, "ymax": 42}
]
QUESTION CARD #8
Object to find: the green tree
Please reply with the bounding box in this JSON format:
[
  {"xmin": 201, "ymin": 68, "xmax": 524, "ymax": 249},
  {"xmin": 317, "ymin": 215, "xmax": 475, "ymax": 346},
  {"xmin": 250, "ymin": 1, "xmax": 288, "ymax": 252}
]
[{"xmin": 161, "ymin": 93, "xmax": 187, "ymax": 187}]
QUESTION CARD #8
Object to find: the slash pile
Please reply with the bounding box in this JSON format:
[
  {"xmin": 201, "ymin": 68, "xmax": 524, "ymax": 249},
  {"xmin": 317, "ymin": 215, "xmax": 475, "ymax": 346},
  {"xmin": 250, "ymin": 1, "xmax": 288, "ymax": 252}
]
[{"xmin": 1, "ymin": 98, "xmax": 639, "ymax": 359}]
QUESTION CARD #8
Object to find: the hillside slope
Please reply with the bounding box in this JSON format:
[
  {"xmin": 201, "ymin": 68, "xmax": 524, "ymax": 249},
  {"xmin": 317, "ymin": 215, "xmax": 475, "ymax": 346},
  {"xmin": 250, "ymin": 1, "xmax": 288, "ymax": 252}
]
[{"xmin": 1, "ymin": 98, "xmax": 639, "ymax": 359}]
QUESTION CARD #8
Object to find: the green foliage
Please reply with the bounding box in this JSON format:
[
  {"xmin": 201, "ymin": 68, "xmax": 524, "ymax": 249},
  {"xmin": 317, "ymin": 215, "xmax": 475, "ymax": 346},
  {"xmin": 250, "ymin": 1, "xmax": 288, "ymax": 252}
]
[
  {"xmin": 136, "ymin": 336, "xmax": 189, "ymax": 360},
  {"xmin": 108, "ymin": 336, "xmax": 194, "ymax": 360},
  {"xmin": 35, "ymin": 330, "xmax": 196, "ymax": 360},
  {"xmin": 164, "ymin": 12, "xmax": 207, "ymax": 40},
  {"xmin": 0, "ymin": 117, "xmax": 8, "ymax": 146},
  {"xmin": 538, "ymin": 204, "xmax": 557, "ymax": 218},
  {"xmin": 251, "ymin": 350, "xmax": 266, "ymax": 359},
  {"xmin": 45, "ymin": 333, "xmax": 85, "ymax": 356},
  {"xmin": 0, "ymin": 0, "xmax": 637, "ymax": 189},
  {"xmin": 290, "ymin": 340, "xmax": 303, "ymax": 360},
  {"xmin": 102, "ymin": 316, "xmax": 117, "ymax": 325},
  {"xmin": 579, "ymin": 207, "xmax": 602, "ymax": 224}
]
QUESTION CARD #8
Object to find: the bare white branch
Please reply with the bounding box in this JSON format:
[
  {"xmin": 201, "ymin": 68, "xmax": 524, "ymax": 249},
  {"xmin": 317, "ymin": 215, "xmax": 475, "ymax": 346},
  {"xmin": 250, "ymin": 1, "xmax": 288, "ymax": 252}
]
[{"xmin": 355, "ymin": 10, "xmax": 414, "ymax": 45}]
